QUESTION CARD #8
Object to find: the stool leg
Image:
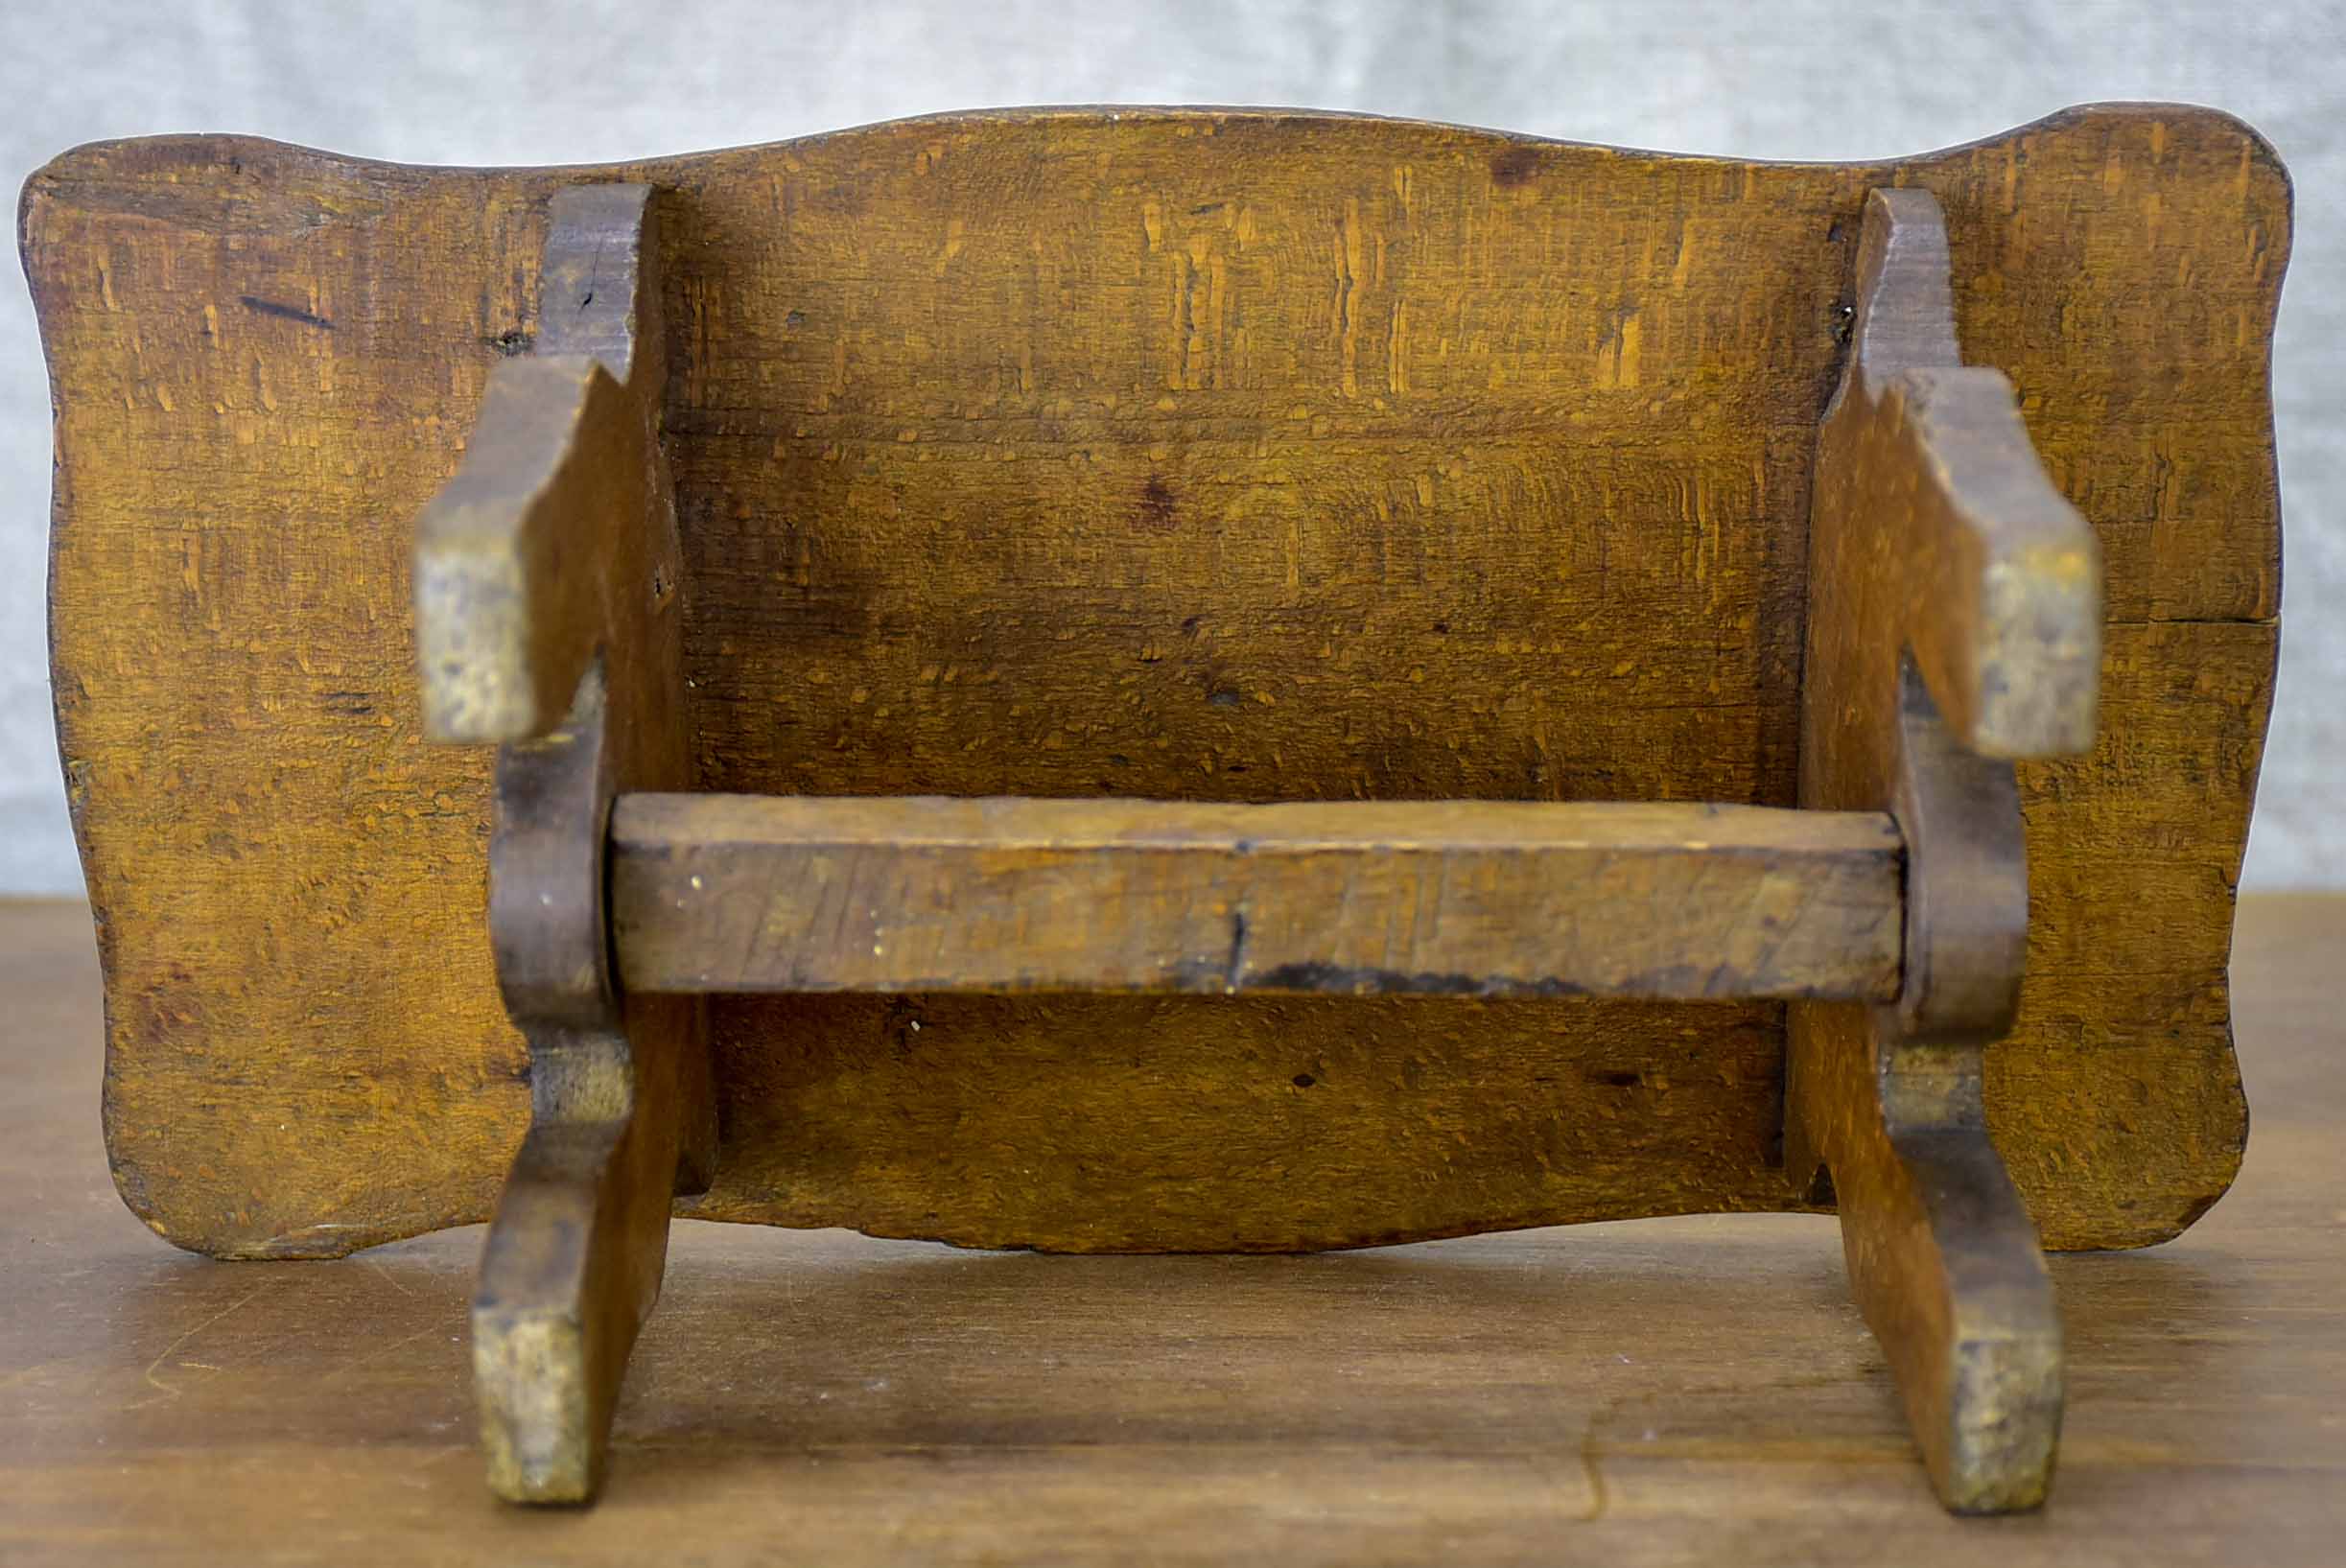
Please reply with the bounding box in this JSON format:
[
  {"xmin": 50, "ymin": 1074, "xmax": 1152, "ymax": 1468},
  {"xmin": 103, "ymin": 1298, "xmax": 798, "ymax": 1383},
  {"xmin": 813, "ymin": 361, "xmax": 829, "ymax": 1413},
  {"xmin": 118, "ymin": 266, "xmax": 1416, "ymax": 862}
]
[
  {"xmin": 411, "ymin": 179, "xmax": 707, "ymax": 1502},
  {"xmin": 1794, "ymin": 184, "xmax": 2098, "ymax": 1511}
]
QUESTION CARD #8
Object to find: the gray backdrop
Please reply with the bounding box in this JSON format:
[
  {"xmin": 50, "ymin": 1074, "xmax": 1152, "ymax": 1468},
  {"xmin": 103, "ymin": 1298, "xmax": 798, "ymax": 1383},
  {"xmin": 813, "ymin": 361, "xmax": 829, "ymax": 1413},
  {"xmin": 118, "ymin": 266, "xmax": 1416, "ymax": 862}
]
[{"xmin": 4, "ymin": 0, "xmax": 2337, "ymax": 891}]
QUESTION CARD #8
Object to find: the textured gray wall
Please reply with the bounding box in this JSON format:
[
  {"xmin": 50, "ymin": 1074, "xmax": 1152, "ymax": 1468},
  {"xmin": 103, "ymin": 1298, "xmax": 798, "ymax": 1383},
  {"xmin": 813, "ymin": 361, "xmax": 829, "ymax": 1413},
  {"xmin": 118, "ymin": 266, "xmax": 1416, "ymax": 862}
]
[{"xmin": 4, "ymin": 0, "xmax": 2337, "ymax": 891}]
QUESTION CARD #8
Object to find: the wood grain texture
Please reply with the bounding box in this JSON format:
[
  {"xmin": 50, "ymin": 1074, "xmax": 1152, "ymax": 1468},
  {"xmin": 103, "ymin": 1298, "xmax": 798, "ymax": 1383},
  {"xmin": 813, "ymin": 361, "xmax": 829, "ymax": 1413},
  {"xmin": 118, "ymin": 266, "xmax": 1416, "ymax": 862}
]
[
  {"xmin": 22, "ymin": 104, "xmax": 2286, "ymax": 1257},
  {"xmin": 609, "ymin": 795, "xmax": 1905, "ymax": 999},
  {"xmin": 3, "ymin": 896, "xmax": 2343, "ymax": 1564}
]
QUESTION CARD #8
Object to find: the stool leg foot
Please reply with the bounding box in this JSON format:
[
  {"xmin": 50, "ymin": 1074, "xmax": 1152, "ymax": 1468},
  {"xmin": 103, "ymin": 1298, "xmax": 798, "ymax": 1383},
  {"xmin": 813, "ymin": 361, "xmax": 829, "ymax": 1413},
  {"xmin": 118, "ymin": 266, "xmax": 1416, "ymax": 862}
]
[
  {"xmin": 472, "ymin": 1010, "xmax": 694, "ymax": 1504},
  {"xmin": 1794, "ymin": 1006, "xmax": 2063, "ymax": 1513}
]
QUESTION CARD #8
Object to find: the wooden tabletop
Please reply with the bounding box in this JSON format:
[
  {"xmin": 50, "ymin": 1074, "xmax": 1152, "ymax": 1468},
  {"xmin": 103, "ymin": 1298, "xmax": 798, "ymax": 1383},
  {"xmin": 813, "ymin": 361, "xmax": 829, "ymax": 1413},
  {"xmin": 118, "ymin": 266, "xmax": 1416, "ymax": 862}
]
[{"xmin": 4, "ymin": 895, "xmax": 2339, "ymax": 1565}]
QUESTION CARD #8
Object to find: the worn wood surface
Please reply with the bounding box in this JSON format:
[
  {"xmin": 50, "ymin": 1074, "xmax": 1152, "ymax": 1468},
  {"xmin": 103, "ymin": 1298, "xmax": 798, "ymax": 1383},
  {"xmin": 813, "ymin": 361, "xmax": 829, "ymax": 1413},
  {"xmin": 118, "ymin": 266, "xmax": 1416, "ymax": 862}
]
[
  {"xmin": 23, "ymin": 104, "xmax": 2286, "ymax": 1257},
  {"xmin": 2, "ymin": 895, "xmax": 2341, "ymax": 1564},
  {"xmin": 610, "ymin": 795, "xmax": 1905, "ymax": 999}
]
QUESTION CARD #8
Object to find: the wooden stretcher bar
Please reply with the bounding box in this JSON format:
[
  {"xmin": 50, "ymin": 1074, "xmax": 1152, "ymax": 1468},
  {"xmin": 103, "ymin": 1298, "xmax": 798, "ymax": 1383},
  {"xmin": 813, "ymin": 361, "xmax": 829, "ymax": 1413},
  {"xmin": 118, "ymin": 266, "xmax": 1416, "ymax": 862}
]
[{"xmin": 608, "ymin": 794, "xmax": 1907, "ymax": 999}]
